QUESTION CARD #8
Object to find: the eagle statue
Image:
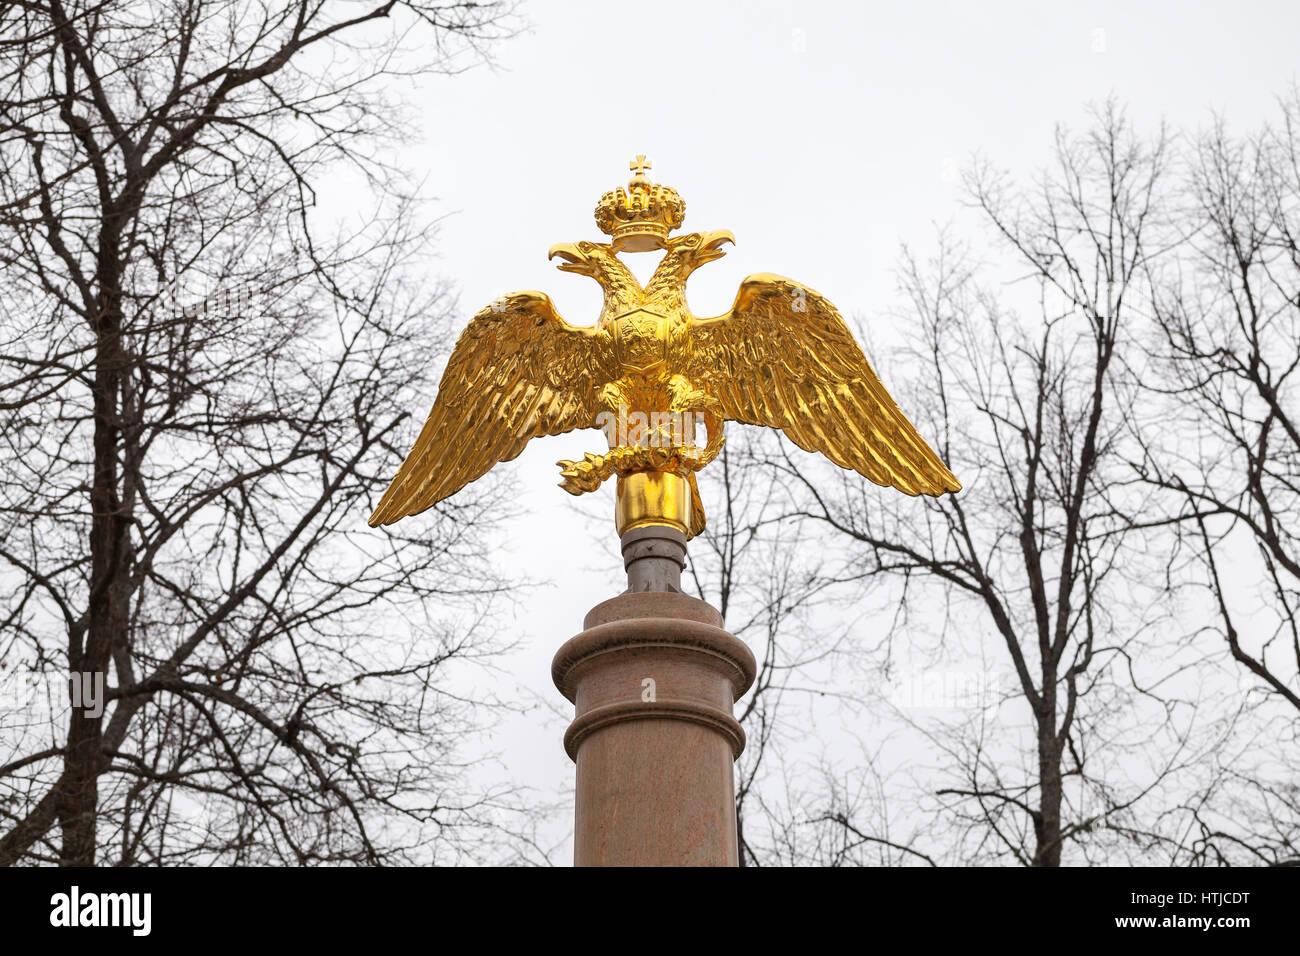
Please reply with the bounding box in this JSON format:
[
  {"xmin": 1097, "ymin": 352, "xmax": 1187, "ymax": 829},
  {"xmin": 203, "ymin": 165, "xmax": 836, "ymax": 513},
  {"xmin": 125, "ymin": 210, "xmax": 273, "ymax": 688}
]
[{"xmin": 368, "ymin": 157, "xmax": 960, "ymax": 537}]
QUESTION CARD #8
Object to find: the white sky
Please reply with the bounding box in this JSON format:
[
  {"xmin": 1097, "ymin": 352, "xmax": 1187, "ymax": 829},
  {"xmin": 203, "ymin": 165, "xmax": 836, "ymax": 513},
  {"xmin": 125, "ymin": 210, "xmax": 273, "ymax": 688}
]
[{"xmin": 376, "ymin": 0, "xmax": 1300, "ymax": 860}]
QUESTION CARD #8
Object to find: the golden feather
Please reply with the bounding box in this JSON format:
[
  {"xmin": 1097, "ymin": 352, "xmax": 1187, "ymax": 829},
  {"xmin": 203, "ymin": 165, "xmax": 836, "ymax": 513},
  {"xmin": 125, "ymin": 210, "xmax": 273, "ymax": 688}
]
[
  {"xmin": 367, "ymin": 292, "xmax": 612, "ymax": 526},
  {"xmin": 690, "ymin": 274, "xmax": 961, "ymax": 497}
]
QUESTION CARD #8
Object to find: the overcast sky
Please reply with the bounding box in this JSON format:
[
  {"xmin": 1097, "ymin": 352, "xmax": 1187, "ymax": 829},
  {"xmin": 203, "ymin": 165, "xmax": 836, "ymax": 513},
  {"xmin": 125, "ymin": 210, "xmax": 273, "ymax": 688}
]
[{"xmin": 374, "ymin": 0, "xmax": 1300, "ymax": 857}]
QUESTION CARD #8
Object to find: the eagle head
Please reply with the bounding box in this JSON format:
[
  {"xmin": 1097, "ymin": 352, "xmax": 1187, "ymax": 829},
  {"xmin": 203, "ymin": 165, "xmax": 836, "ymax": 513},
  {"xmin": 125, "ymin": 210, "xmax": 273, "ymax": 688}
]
[
  {"xmin": 548, "ymin": 239, "xmax": 609, "ymax": 276},
  {"xmin": 664, "ymin": 230, "xmax": 735, "ymax": 275}
]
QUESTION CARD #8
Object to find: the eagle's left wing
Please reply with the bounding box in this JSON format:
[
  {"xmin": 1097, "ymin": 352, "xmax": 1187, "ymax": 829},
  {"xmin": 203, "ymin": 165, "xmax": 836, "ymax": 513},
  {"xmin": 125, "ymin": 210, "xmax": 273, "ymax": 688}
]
[{"xmin": 690, "ymin": 273, "xmax": 960, "ymax": 497}]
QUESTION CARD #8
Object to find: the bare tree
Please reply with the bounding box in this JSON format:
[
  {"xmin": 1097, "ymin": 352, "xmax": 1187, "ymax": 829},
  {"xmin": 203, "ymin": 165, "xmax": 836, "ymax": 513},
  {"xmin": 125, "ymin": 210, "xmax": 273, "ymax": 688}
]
[
  {"xmin": 1136, "ymin": 93, "xmax": 1300, "ymax": 865},
  {"xmin": 758, "ymin": 104, "xmax": 1200, "ymax": 865},
  {"xmin": 703, "ymin": 98, "xmax": 1300, "ymax": 869},
  {"xmin": 0, "ymin": 0, "xmax": 543, "ymax": 866}
]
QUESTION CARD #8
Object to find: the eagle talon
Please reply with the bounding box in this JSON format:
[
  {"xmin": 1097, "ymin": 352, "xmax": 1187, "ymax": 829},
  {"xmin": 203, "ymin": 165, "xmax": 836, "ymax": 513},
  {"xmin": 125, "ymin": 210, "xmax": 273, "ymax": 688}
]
[{"xmin": 558, "ymin": 440, "xmax": 719, "ymax": 495}]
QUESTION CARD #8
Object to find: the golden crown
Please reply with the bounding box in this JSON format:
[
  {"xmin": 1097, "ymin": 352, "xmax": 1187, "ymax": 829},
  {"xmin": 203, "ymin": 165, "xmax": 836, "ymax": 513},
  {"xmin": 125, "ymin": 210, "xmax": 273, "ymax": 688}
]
[{"xmin": 594, "ymin": 155, "xmax": 686, "ymax": 252}]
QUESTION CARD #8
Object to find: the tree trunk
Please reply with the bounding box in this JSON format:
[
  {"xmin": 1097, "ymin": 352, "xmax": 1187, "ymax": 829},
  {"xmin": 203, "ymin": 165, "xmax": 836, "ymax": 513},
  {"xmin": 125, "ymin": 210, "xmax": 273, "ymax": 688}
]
[
  {"xmin": 60, "ymin": 247, "xmax": 129, "ymax": 866},
  {"xmin": 1034, "ymin": 685, "xmax": 1063, "ymax": 867}
]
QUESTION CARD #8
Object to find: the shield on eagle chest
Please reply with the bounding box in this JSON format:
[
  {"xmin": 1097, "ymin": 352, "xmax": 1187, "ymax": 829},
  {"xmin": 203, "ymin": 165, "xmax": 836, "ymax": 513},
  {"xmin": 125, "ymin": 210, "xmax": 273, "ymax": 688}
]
[{"xmin": 611, "ymin": 306, "xmax": 670, "ymax": 374}]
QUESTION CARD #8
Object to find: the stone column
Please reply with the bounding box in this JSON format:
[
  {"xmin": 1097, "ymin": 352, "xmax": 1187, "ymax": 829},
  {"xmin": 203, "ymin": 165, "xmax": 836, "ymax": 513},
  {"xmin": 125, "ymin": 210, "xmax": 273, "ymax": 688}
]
[{"xmin": 552, "ymin": 521, "xmax": 756, "ymax": 867}]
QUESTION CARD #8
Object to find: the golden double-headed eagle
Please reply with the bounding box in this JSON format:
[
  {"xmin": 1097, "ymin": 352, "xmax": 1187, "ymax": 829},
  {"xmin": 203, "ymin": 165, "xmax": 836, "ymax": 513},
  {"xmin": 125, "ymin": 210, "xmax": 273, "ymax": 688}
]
[{"xmin": 369, "ymin": 157, "xmax": 960, "ymax": 537}]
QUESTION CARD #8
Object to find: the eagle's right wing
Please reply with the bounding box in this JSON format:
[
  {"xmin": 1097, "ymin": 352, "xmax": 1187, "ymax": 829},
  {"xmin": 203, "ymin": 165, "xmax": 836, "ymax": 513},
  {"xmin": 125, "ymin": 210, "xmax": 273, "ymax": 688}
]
[{"xmin": 368, "ymin": 292, "xmax": 610, "ymax": 526}]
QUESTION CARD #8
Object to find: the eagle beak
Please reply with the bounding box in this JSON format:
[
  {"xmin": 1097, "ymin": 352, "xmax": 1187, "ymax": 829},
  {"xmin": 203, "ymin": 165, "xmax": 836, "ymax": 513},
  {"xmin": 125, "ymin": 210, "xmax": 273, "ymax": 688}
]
[
  {"xmin": 697, "ymin": 230, "xmax": 735, "ymax": 264},
  {"xmin": 548, "ymin": 242, "xmax": 590, "ymax": 274}
]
